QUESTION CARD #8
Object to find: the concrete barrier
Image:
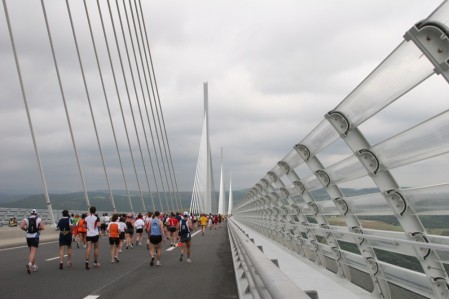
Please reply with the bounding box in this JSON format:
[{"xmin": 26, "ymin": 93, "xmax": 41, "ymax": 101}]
[{"xmin": 0, "ymin": 226, "xmax": 59, "ymax": 248}]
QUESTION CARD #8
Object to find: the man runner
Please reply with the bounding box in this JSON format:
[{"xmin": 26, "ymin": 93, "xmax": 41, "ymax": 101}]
[
  {"xmin": 85, "ymin": 206, "xmax": 101, "ymax": 270},
  {"xmin": 148, "ymin": 211, "xmax": 165, "ymax": 266},
  {"xmin": 178, "ymin": 212, "xmax": 193, "ymax": 263},
  {"xmin": 21, "ymin": 209, "xmax": 44, "ymax": 274}
]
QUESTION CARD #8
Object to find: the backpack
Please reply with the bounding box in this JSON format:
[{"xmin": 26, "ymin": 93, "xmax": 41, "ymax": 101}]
[{"xmin": 27, "ymin": 217, "xmax": 38, "ymax": 234}]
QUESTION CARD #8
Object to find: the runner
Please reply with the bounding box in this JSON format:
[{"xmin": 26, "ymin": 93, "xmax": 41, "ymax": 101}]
[
  {"xmin": 107, "ymin": 214, "xmax": 121, "ymax": 263},
  {"xmin": 118, "ymin": 214, "xmax": 127, "ymax": 253},
  {"xmin": 191, "ymin": 213, "xmax": 198, "ymax": 231},
  {"xmin": 20, "ymin": 209, "xmax": 44, "ymax": 274},
  {"xmin": 208, "ymin": 214, "xmax": 213, "ymax": 230},
  {"xmin": 145, "ymin": 212, "xmax": 153, "ymax": 249},
  {"xmin": 178, "ymin": 212, "xmax": 193, "ymax": 263},
  {"xmin": 199, "ymin": 213, "xmax": 208, "ymax": 236},
  {"xmin": 134, "ymin": 213, "xmax": 145, "ymax": 246},
  {"xmin": 167, "ymin": 212, "xmax": 179, "ymax": 247},
  {"xmin": 85, "ymin": 206, "xmax": 101, "ymax": 270},
  {"xmin": 125, "ymin": 214, "xmax": 134, "ymax": 249},
  {"xmin": 148, "ymin": 211, "xmax": 165, "ymax": 266},
  {"xmin": 56, "ymin": 210, "xmax": 74, "ymax": 270},
  {"xmin": 71, "ymin": 213, "xmax": 80, "ymax": 248},
  {"xmin": 213, "ymin": 214, "xmax": 219, "ymax": 229},
  {"xmin": 77, "ymin": 214, "xmax": 87, "ymax": 248}
]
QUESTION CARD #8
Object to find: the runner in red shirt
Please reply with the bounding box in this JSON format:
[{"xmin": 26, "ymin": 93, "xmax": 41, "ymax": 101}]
[{"xmin": 167, "ymin": 213, "xmax": 179, "ymax": 247}]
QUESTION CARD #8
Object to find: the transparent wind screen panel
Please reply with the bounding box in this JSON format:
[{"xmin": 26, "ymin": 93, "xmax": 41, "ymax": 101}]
[
  {"xmin": 319, "ymin": 200, "xmax": 340, "ymax": 215},
  {"xmin": 324, "ymin": 155, "xmax": 368, "ymax": 185},
  {"xmin": 427, "ymin": 0, "xmax": 449, "ymax": 25},
  {"xmin": 400, "ymin": 183, "xmax": 449, "ymax": 215},
  {"xmin": 345, "ymin": 193, "xmax": 392, "ymax": 216},
  {"xmin": 373, "ymin": 109, "xmax": 449, "ymax": 171},
  {"xmin": 302, "ymin": 174, "xmax": 322, "ymax": 192},
  {"xmin": 281, "ymin": 150, "xmax": 303, "ymax": 170},
  {"xmin": 300, "ymin": 120, "xmax": 339, "ymax": 157},
  {"xmin": 333, "ymin": 41, "xmax": 434, "ymax": 127},
  {"xmin": 381, "ymin": 263, "xmax": 433, "ymax": 298}
]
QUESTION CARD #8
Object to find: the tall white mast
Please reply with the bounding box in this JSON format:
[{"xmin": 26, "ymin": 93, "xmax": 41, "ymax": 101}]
[
  {"xmin": 218, "ymin": 147, "xmax": 225, "ymax": 214},
  {"xmin": 227, "ymin": 173, "xmax": 233, "ymax": 215}
]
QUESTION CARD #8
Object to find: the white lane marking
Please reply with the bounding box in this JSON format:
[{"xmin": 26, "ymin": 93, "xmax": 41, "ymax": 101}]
[
  {"xmin": 84, "ymin": 296, "xmax": 99, "ymax": 299},
  {"xmin": 46, "ymin": 254, "xmax": 67, "ymax": 261},
  {"xmin": 165, "ymin": 229, "xmax": 202, "ymax": 251},
  {"xmin": 0, "ymin": 240, "xmax": 58, "ymax": 252}
]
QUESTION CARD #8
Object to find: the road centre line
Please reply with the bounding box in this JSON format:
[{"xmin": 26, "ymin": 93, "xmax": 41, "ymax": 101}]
[
  {"xmin": 46, "ymin": 254, "xmax": 66, "ymax": 261},
  {"xmin": 165, "ymin": 229, "xmax": 201, "ymax": 251}
]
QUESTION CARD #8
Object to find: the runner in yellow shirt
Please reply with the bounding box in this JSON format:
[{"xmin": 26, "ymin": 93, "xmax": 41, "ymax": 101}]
[{"xmin": 199, "ymin": 214, "xmax": 208, "ymax": 236}]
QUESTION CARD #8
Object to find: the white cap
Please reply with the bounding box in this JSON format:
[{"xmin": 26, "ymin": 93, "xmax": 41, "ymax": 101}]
[
  {"xmin": 31, "ymin": 209, "xmax": 37, "ymax": 215},
  {"xmin": 183, "ymin": 211, "xmax": 189, "ymax": 216}
]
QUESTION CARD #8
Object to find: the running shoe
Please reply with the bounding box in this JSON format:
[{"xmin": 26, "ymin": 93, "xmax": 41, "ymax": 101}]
[
  {"xmin": 94, "ymin": 262, "xmax": 100, "ymax": 268},
  {"xmin": 114, "ymin": 256, "xmax": 120, "ymax": 263},
  {"xmin": 85, "ymin": 261, "xmax": 90, "ymax": 270},
  {"xmin": 26, "ymin": 263, "xmax": 31, "ymax": 274},
  {"xmin": 187, "ymin": 258, "xmax": 192, "ymax": 263},
  {"xmin": 76, "ymin": 242, "xmax": 79, "ymax": 248},
  {"xmin": 59, "ymin": 263, "xmax": 63, "ymax": 270},
  {"xmin": 155, "ymin": 260, "xmax": 161, "ymax": 266},
  {"xmin": 179, "ymin": 254, "xmax": 183, "ymax": 262},
  {"xmin": 32, "ymin": 265, "xmax": 38, "ymax": 272},
  {"xmin": 67, "ymin": 261, "xmax": 72, "ymax": 267},
  {"xmin": 150, "ymin": 257, "xmax": 154, "ymax": 266},
  {"xmin": 111, "ymin": 260, "xmax": 115, "ymax": 263}
]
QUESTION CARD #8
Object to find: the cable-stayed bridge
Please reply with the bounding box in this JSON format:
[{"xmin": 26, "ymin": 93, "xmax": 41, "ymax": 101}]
[{"xmin": 3, "ymin": 1, "xmax": 449, "ymax": 299}]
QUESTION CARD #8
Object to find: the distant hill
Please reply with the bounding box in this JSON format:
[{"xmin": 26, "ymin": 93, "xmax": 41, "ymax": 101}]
[
  {"xmin": 0, "ymin": 188, "xmax": 378, "ymax": 211},
  {"xmin": 0, "ymin": 190, "xmax": 247, "ymax": 212}
]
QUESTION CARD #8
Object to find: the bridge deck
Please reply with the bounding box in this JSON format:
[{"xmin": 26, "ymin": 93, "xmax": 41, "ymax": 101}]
[{"xmin": 0, "ymin": 223, "xmax": 238, "ymax": 299}]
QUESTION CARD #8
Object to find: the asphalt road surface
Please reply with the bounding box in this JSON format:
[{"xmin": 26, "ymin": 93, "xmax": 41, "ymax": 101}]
[{"xmin": 0, "ymin": 222, "xmax": 238, "ymax": 299}]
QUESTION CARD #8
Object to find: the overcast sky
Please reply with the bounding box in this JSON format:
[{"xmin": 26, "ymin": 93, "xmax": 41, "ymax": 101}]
[{"xmin": 1, "ymin": 0, "xmax": 448, "ymax": 196}]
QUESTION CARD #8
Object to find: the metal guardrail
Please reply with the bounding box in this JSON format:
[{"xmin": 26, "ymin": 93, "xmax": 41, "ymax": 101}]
[
  {"xmin": 233, "ymin": 1, "xmax": 449, "ymax": 299},
  {"xmin": 228, "ymin": 218, "xmax": 315, "ymax": 299}
]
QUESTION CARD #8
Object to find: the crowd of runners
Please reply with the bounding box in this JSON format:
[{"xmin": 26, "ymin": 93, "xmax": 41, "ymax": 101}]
[{"xmin": 20, "ymin": 207, "xmax": 227, "ymax": 274}]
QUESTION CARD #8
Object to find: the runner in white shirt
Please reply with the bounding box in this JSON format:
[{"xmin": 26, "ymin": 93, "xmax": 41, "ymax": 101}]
[
  {"xmin": 134, "ymin": 213, "xmax": 145, "ymax": 247},
  {"xmin": 85, "ymin": 206, "xmax": 101, "ymax": 270}
]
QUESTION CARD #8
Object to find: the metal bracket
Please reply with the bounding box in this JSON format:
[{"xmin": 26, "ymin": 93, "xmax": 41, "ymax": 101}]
[
  {"xmin": 260, "ymin": 178, "xmax": 269, "ymax": 188},
  {"xmin": 410, "ymin": 232, "xmax": 431, "ymax": 259},
  {"xmin": 351, "ymin": 226, "xmax": 366, "ymax": 245},
  {"xmin": 405, "ymin": 21, "xmax": 449, "ymax": 84},
  {"xmin": 334, "ymin": 197, "xmax": 349, "ymax": 215},
  {"xmin": 431, "ymin": 277, "xmax": 449, "ymax": 296},
  {"xmin": 356, "ymin": 149, "xmax": 380, "ymax": 175},
  {"xmin": 385, "ymin": 190, "xmax": 407, "ymax": 216},
  {"xmin": 291, "ymin": 204, "xmax": 301, "ymax": 215},
  {"xmin": 310, "ymin": 240, "xmax": 319, "ymax": 252},
  {"xmin": 326, "ymin": 111, "xmax": 350, "ymax": 135},
  {"xmin": 280, "ymin": 187, "xmax": 290, "ymax": 200},
  {"xmin": 332, "ymin": 246, "xmax": 342, "ymax": 261},
  {"xmin": 267, "ymin": 171, "xmax": 278, "ymax": 183},
  {"xmin": 278, "ymin": 161, "xmax": 290, "ymax": 174},
  {"xmin": 294, "ymin": 143, "xmax": 311, "ymax": 160},
  {"xmin": 321, "ymin": 224, "xmax": 331, "ymax": 238},
  {"xmin": 293, "ymin": 180, "xmax": 306, "ymax": 194},
  {"xmin": 315, "ymin": 170, "xmax": 331, "ymax": 187},
  {"xmin": 365, "ymin": 257, "xmax": 379, "ymax": 276},
  {"xmin": 308, "ymin": 202, "xmax": 319, "ymax": 215}
]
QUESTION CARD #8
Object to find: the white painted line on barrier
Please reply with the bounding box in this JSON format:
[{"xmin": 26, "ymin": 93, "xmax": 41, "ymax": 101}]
[
  {"xmin": 46, "ymin": 254, "xmax": 67, "ymax": 261},
  {"xmin": 84, "ymin": 296, "xmax": 99, "ymax": 299},
  {"xmin": 0, "ymin": 240, "xmax": 58, "ymax": 252}
]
